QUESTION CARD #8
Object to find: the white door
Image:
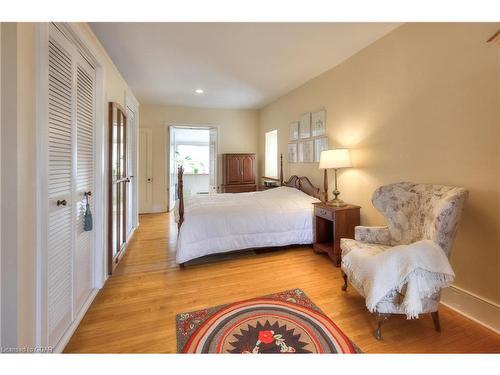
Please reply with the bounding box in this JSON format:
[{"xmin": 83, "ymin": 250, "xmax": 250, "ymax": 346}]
[
  {"xmin": 43, "ymin": 24, "xmax": 96, "ymax": 348},
  {"xmin": 73, "ymin": 52, "xmax": 95, "ymax": 314},
  {"xmin": 168, "ymin": 126, "xmax": 177, "ymax": 211},
  {"xmin": 139, "ymin": 128, "xmax": 152, "ymax": 213},
  {"xmin": 126, "ymin": 108, "xmax": 136, "ymax": 236},
  {"xmin": 209, "ymin": 127, "xmax": 218, "ymax": 194},
  {"xmin": 46, "ymin": 29, "xmax": 75, "ymax": 347}
]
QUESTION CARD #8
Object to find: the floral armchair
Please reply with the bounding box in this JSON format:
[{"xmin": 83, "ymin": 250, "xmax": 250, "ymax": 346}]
[{"xmin": 340, "ymin": 182, "xmax": 468, "ymax": 339}]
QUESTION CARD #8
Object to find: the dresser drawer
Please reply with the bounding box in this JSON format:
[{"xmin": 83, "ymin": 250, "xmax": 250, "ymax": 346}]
[
  {"xmin": 222, "ymin": 184, "xmax": 257, "ymax": 193},
  {"xmin": 315, "ymin": 206, "xmax": 334, "ymax": 221}
]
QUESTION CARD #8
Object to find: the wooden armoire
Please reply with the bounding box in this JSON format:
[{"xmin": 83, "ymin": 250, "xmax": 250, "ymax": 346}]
[{"xmin": 221, "ymin": 153, "xmax": 257, "ymax": 193}]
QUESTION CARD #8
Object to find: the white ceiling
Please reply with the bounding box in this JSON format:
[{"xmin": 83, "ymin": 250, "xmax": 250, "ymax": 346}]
[{"xmin": 90, "ymin": 23, "xmax": 401, "ymax": 109}]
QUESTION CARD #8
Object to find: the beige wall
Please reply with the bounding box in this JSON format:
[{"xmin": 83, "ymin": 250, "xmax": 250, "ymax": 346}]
[
  {"xmin": 0, "ymin": 22, "xmax": 138, "ymax": 348},
  {"xmin": 258, "ymin": 23, "xmax": 500, "ymax": 304},
  {"xmin": 139, "ymin": 104, "xmax": 259, "ymax": 212}
]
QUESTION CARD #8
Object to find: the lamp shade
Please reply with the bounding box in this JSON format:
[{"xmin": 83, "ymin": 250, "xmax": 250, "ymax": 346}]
[{"xmin": 319, "ymin": 149, "xmax": 352, "ymax": 169}]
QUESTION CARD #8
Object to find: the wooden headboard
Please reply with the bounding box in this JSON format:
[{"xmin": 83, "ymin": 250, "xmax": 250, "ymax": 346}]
[
  {"xmin": 278, "ymin": 153, "xmax": 325, "ymax": 201},
  {"xmin": 283, "ymin": 175, "xmax": 324, "ymax": 201}
]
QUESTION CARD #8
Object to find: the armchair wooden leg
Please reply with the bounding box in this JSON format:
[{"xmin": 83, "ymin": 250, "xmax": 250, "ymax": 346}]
[
  {"xmin": 431, "ymin": 311, "xmax": 441, "ymax": 332},
  {"xmin": 179, "ymin": 263, "xmax": 185, "ymax": 269},
  {"xmin": 374, "ymin": 313, "xmax": 390, "ymax": 340},
  {"xmin": 341, "ymin": 271, "xmax": 348, "ymax": 291}
]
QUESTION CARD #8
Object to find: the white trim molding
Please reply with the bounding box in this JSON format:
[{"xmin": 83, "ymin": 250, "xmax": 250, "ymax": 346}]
[
  {"xmin": 125, "ymin": 93, "xmax": 139, "ymax": 230},
  {"xmin": 441, "ymin": 285, "xmax": 500, "ymax": 334},
  {"xmin": 53, "ymin": 289, "xmax": 98, "ymax": 353}
]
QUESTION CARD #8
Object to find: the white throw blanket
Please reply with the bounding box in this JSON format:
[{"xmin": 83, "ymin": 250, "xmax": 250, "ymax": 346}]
[{"xmin": 341, "ymin": 240, "xmax": 455, "ymax": 319}]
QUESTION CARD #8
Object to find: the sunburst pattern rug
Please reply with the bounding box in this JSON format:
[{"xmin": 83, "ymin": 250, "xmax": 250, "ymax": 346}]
[{"xmin": 176, "ymin": 288, "xmax": 360, "ymax": 353}]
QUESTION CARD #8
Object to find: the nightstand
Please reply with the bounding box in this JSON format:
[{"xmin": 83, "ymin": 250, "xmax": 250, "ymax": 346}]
[{"xmin": 312, "ymin": 202, "xmax": 360, "ymax": 267}]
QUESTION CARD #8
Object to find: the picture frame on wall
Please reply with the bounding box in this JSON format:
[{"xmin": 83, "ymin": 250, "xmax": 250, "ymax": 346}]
[
  {"xmin": 289, "ymin": 121, "xmax": 299, "ymax": 141},
  {"xmin": 288, "ymin": 143, "xmax": 298, "ymax": 163},
  {"xmin": 311, "ymin": 110, "xmax": 326, "ymax": 137},
  {"xmin": 314, "ymin": 137, "xmax": 329, "ymax": 162},
  {"xmin": 298, "ymin": 140, "xmax": 314, "ymax": 163},
  {"xmin": 299, "ymin": 112, "xmax": 311, "ymax": 139}
]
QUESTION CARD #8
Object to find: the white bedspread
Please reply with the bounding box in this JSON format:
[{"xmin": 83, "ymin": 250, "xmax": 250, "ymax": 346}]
[{"xmin": 175, "ymin": 187, "xmax": 320, "ymax": 263}]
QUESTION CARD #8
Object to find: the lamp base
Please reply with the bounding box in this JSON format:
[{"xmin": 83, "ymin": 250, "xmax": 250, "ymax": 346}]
[
  {"xmin": 326, "ymin": 198, "xmax": 347, "ymax": 207},
  {"xmin": 326, "ymin": 188, "xmax": 346, "ymax": 207}
]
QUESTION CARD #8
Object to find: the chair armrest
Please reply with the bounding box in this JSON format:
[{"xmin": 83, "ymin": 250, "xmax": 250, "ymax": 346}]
[{"xmin": 354, "ymin": 226, "xmax": 391, "ymax": 245}]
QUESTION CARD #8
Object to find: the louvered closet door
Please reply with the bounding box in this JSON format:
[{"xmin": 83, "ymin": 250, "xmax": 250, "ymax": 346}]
[
  {"xmin": 74, "ymin": 54, "xmax": 95, "ymax": 314},
  {"xmin": 45, "ymin": 24, "xmax": 97, "ymax": 348},
  {"xmin": 47, "ymin": 28, "xmax": 75, "ymax": 347}
]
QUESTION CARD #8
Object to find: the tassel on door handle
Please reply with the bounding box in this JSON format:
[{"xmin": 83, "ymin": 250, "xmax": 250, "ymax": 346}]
[{"xmin": 83, "ymin": 191, "xmax": 93, "ymax": 231}]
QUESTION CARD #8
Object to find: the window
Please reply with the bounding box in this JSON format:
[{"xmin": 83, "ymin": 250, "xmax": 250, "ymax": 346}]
[
  {"xmin": 265, "ymin": 129, "xmax": 278, "ymax": 178},
  {"xmin": 176, "ymin": 144, "xmax": 209, "ymax": 174}
]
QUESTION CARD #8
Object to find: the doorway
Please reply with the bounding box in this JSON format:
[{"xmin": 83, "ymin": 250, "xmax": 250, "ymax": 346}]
[{"xmin": 168, "ymin": 126, "xmax": 218, "ymax": 211}]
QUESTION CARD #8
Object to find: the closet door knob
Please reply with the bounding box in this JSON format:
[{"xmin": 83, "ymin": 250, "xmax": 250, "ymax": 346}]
[{"xmin": 57, "ymin": 199, "xmax": 67, "ymax": 207}]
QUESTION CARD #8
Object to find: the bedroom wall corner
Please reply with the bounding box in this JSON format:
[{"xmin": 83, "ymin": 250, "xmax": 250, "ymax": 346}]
[{"xmin": 257, "ymin": 23, "xmax": 500, "ymax": 315}]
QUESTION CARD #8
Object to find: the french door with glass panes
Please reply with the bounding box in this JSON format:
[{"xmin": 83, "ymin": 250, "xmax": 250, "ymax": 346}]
[{"xmin": 109, "ymin": 103, "xmax": 129, "ymax": 274}]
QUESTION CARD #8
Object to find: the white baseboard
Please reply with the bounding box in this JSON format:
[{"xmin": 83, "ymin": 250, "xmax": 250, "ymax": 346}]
[
  {"xmin": 441, "ymin": 285, "xmax": 500, "ymax": 334},
  {"xmin": 126, "ymin": 226, "xmax": 137, "ymax": 243},
  {"xmin": 53, "ymin": 288, "xmax": 99, "ymax": 353}
]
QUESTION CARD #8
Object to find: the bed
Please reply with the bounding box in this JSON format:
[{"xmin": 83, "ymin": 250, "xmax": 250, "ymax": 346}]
[{"xmin": 175, "ymin": 155, "xmax": 326, "ymax": 265}]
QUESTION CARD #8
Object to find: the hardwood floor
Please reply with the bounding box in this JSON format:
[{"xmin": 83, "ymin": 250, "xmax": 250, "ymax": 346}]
[{"xmin": 65, "ymin": 213, "xmax": 500, "ymax": 353}]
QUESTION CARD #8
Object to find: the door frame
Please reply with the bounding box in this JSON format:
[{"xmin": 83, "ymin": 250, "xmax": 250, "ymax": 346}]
[
  {"xmin": 125, "ymin": 94, "xmax": 139, "ymax": 235},
  {"xmin": 35, "ymin": 22, "xmax": 106, "ymax": 351},
  {"xmin": 139, "ymin": 128, "xmax": 153, "ymax": 213},
  {"xmin": 164, "ymin": 123, "xmax": 220, "ymax": 211},
  {"xmin": 108, "ymin": 102, "xmax": 129, "ymax": 275}
]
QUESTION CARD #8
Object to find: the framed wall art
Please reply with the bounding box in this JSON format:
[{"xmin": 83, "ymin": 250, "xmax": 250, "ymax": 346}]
[
  {"xmin": 311, "ymin": 110, "xmax": 326, "ymax": 137},
  {"xmin": 314, "ymin": 137, "xmax": 329, "ymax": 162},
  {"xmin": 298, "ymin": 140, "xmax": 314, "ymax": 163},
  {"xmin": 289, "ymin": 121, "xmax": 299, "ymax": 141},
  {"xmin": 299, "ymin": 112, "xmax": 311, "ymax": 139},
  {"xmin": 288, "ymin": 143, "xmax": 298, "ymax": 163}
]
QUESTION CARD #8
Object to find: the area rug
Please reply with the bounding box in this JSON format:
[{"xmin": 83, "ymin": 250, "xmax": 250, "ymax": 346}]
[{"xmin": 176, "ymin": 288, "xmax": 360, "ymax": 353}]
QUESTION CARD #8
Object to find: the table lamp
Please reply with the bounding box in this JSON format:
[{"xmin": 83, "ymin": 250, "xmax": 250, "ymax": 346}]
[{"xmin": 319, "ymin": 149, "xmax": 352, "ymax": 206}]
